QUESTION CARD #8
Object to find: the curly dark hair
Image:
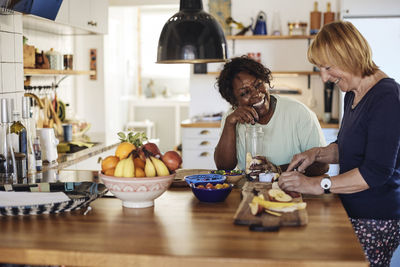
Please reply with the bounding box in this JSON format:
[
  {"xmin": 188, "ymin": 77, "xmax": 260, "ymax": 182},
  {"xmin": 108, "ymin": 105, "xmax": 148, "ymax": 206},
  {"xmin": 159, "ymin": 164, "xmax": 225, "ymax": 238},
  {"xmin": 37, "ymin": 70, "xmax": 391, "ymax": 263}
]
[{"xmin": 216, "ymin": 56, "xmax": 272, "ymax": 107}]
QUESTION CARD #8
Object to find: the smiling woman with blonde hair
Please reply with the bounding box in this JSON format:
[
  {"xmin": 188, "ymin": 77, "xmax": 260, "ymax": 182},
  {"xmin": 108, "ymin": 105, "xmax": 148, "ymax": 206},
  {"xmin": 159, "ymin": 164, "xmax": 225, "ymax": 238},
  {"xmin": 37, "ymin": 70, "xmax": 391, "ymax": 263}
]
[{"xmin": 279, "ymin": 21, "xmax": 400, "ymax": 266}]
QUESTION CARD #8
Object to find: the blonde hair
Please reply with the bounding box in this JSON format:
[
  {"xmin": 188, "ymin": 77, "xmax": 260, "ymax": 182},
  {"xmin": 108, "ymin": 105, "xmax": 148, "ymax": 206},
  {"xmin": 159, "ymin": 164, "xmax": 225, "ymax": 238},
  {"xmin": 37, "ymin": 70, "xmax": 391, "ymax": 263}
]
[{"xmin": 308, "ymin": 21, "xmax": 379, "ymax": 77}]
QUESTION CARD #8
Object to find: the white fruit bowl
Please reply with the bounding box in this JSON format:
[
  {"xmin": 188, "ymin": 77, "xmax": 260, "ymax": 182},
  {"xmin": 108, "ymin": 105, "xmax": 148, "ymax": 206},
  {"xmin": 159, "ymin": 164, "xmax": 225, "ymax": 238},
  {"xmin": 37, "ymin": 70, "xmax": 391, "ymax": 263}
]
[{"xmin": 99, "ymin": 172, "xmax": 175, "ymax": 208}]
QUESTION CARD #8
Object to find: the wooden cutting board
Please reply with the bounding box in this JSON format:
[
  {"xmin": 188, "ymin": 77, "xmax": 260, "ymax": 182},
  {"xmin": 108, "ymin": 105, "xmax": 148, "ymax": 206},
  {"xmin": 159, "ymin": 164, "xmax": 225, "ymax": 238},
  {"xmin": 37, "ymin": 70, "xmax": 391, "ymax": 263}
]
[{"xmin": 233, "ymin": 182, "xmax": 308, "ymax": 231}]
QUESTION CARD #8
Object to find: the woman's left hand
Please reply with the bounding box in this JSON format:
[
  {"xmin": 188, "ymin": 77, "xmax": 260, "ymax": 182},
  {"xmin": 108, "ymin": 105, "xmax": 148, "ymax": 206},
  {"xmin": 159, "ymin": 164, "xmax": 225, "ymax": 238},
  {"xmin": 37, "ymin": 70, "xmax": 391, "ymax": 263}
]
[{"xmin": 278, "ymin": 171, "xmax": 323, "ymax": 195}]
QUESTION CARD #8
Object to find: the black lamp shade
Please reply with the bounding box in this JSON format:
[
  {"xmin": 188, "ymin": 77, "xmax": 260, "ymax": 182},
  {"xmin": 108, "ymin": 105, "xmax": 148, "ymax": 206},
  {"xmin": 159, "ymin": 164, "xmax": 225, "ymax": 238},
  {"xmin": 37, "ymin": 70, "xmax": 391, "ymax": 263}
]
[{"xmin": 157, "ymin": 0, "xmax": 227, "ymax": 64}]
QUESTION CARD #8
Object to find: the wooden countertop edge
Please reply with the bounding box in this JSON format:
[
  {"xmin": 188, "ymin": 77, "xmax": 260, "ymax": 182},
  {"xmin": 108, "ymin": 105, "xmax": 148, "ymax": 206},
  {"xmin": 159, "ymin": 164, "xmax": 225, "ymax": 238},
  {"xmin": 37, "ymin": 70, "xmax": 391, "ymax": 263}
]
[{"xmin": 0, "ymin": 248, "xmax": 367, "ymax": 267}]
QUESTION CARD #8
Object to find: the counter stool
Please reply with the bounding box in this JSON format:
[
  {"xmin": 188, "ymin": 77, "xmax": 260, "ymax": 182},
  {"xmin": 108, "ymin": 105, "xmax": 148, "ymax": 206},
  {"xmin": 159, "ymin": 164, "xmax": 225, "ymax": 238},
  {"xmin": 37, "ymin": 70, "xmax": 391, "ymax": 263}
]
[{"xmin": 124, "ymin": 120, "xmax": 156, "ymax": 139}]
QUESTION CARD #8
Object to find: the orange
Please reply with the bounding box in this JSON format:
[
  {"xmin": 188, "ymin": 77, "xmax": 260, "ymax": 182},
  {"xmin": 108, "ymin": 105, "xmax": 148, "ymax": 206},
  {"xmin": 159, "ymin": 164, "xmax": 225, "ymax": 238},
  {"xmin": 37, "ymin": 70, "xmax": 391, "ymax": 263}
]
[
  {"xmin": 133, "ymin": 157, "xmax": 145, "ymax": 169},
  {"xmin": 135, "ymin": 167, "xmax": 145, "ymax": 177},
  {"xmin": 104, "ymin": 167, "xmax": 115, "ymax": 176},
  {"xmin": 115, "ymin": 142, "xmax": 136, "ymax": 160},
  {"xmin": 101, "ymin": 156, "xmax": 119, "ymax": 172}
]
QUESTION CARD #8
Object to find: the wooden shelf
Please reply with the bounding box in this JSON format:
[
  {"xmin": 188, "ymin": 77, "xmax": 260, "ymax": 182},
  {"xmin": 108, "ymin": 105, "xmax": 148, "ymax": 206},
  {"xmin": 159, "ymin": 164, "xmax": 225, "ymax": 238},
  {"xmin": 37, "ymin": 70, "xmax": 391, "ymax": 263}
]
[
  {"xmin": 24, "ymin": 69, "xmax": 96, "ymax": 76},
  {"xmin": 206, "ymin": 71, "xmax": 319, "ymax": 76},
  {"xmin": 226, "ymin": 35, "xmax": 314, "ymax": 40}
]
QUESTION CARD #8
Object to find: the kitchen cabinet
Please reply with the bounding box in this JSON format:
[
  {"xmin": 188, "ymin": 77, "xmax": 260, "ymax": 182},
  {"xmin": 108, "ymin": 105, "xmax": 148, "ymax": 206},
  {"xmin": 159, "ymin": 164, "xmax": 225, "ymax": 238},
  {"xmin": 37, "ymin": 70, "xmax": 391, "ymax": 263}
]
[
  {"xmin": 181, "ymin": 122, "xmax": 220, "ymax": 169},
  {"xmin": 68, "ymin": 0, "xmax": 108, "ymax": 34}
]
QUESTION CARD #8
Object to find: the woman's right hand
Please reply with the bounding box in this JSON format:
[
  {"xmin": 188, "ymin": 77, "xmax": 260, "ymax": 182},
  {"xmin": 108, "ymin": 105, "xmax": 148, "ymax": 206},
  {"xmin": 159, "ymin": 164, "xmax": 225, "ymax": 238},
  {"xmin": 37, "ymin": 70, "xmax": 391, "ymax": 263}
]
[
  {"xmin": 225, "ymin": 106, "xmax": 259, "ymax": 125},
  {"xmin": 287, "ymin": 147, "xmax": 321, "ymax": 173}
]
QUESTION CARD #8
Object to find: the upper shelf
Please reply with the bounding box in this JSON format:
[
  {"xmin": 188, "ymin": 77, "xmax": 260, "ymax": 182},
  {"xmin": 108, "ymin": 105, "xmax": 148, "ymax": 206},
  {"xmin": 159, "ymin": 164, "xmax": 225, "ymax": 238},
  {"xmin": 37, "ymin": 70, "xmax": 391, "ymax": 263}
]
[
  {"xmin": 24, "ymin": 69, "xmax": 96, "ymax": 76},
  {"xmin": 226, "ymin": 35, "xmax": 315, "ymax": 40},
  {"xmin": 207, "ymin": 71, "xmax": 319, "ymax": 76}
]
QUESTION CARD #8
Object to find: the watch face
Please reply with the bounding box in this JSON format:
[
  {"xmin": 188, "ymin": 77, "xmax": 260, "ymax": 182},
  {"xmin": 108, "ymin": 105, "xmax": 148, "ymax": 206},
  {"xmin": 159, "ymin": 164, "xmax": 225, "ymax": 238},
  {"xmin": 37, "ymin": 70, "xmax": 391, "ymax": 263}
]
[{"xmin": 321, "ymin": 178, "xmax": 332, "ymax": 189}]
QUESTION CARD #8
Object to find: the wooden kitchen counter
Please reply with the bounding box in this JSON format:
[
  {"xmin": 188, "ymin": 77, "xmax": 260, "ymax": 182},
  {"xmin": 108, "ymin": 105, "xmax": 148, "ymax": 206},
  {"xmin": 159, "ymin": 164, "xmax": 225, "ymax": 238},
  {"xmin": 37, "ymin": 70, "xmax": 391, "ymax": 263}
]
[{"xmin": 0, "ymin": 187, "xmax": 367, "ymax": 266}]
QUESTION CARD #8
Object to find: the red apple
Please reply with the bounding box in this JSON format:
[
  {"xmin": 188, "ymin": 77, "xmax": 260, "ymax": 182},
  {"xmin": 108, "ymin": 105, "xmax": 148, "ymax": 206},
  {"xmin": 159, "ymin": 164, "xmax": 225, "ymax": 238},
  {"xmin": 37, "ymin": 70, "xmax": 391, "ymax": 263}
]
[
  {"xmin": 162, "ymin": 151, "xmax": 182, "ymax": 171},
  {"xmin": 142, "ymin": 142, "xmax": 162, "ymax": 158}
]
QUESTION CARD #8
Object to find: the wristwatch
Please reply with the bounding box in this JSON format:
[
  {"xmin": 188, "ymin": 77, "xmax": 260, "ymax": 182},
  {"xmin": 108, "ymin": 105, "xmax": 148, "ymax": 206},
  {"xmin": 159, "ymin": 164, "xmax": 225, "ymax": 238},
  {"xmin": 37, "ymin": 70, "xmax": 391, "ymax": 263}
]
[{"xmin": 320, "ymin": 174, "xmax": 332, "ymax": 194}]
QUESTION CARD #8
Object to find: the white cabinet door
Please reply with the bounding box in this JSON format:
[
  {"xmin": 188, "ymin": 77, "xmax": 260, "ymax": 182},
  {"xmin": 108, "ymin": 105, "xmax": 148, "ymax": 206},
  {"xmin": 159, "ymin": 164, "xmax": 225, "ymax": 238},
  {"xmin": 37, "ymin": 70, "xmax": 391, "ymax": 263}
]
[
  {"xmin": 90, "ymin": 0, "xmax": 108, "ymax": 34},
  {"xmin": 68, "ymin": 0, "xmax": 108, "ymax": 34},
  {"xmin": 69, "ymin": 0, "xmax": 90, "ymax": 30},
  {"xmin": 55, "ymin": 0, "xmax": 69, "ymax": 25}
]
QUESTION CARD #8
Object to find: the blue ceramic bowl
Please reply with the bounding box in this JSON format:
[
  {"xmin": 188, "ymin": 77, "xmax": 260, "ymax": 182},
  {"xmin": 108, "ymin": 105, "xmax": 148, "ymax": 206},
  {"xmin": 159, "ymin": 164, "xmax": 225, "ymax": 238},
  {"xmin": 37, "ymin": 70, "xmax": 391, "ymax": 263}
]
[
  {"xmin": 190, "ymin": 181, "xmax": 232, "ymax": 203},
  {"xmin": 184, "ymin": 174, "xmax": 226, "ymax": 185}
]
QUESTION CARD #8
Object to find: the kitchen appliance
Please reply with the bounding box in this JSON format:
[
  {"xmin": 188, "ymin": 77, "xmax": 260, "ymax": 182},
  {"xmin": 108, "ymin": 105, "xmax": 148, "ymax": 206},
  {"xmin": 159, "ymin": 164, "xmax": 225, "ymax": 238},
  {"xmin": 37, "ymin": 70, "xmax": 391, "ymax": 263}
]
[
  {"xmin": 253, "ymin": 11, "xmax": 267, "ymax": 35},
  {"xmin": 0, "ymin": 0, "xmax": 63, "ymax": 21},
  {"xmin": 340, "ymin": 0, "xmax": 400, "ymax": 124},
  {"xmin": 37, "ymin": 128, "xmax": 59, "ymax": 163}
]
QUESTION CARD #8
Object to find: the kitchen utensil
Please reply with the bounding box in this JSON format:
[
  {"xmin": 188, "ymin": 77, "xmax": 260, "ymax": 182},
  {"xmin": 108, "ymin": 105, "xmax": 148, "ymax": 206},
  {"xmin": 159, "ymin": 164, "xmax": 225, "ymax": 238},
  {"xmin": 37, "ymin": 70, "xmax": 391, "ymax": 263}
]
[
  {"xmin": 310, "ymin": 1, "xmax": 322, "ymax": 35},
  {"xmin": 253, "ymin": 11, "xmax": 267, "ymax": 35},
  {"xmin": 323, "ymin": 2, "xmax": 335, "ymax": 25},
  {"xmin": 233, "ymin": 182, "xmax": 308, "ymax": 230},
  {"xmin": 99, "ymin": 172, "xmax": 175, "ymax": 208},
  {"xmin": 190, "ymin": 182, "xmax": 232, "ymax": 203},
  {"xmin": 37, "ymin": 128, "xmax": 59, "ymax": 163},
  {"xmin": 184, "ymin": 173, "xmax": 226, "ymax": 185},
  {"xmin": 271, "ymin": 11, "xmax": 282, "ymax": 35}
]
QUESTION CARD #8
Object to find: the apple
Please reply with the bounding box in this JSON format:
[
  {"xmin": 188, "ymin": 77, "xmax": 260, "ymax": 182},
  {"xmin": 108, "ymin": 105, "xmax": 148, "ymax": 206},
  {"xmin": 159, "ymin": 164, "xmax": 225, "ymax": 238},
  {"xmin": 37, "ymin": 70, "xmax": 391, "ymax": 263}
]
[
  {"xmin": 142, "ymin": 142, "xmax": 162, "ymax": 158},
  {"xmin": 162, "ymin": 150, "xmax": 182, "ymax": 171}
]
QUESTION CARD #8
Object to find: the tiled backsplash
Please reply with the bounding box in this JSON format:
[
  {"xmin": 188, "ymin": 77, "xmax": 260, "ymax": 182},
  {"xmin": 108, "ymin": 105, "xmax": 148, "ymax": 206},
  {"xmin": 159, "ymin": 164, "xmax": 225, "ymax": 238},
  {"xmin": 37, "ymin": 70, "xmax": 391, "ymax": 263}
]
[{"xmin": 0, "ymin": 13, "xmax": 24, "ymax": 112}]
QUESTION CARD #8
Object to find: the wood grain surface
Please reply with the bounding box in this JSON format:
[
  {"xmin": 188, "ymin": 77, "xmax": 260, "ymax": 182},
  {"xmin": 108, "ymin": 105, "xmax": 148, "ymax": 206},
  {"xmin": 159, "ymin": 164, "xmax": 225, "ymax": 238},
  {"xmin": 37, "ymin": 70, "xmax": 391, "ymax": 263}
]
[
  {"xmin": 234, "ymin": 182, "xmax": 308, "ymax": 228},
  {"xmin": 0, "ymin": 188, "xmax": 368, "ymax": 267}
]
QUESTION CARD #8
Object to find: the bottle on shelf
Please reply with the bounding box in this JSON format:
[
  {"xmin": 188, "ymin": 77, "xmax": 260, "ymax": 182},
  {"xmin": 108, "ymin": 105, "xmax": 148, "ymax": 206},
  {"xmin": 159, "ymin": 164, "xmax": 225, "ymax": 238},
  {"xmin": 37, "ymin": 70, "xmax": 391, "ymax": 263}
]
[
  {"xmin": 0, "ymin": 99, "xmax": 17, "ymax": 185},
  {"xmin": 33, "ymin": 137, "xmax": 42, "ymax": 172},
  {"xmin": 10, "ymin": 110, "xmax": 28, "ymax": 183},
  {"xmin": 22, "ymin": 97, "xmax": 36, "ymax": 176}
]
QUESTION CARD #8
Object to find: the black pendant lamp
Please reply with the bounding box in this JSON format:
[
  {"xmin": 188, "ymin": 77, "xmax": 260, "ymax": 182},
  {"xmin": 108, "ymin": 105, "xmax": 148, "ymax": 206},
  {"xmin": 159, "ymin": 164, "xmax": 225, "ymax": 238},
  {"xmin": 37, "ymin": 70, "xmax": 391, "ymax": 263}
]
[{"xmin": 157, "ymin": 0, "xmax": 227, "ymax": 64}]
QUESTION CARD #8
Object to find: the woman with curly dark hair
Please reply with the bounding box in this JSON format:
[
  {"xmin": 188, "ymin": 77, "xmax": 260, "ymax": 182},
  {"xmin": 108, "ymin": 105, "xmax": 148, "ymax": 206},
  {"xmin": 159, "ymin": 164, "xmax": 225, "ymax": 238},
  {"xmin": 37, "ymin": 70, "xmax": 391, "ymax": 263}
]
[{"xmin": 214, "ymin": 56, "xmax": 328, "ymax": 176}]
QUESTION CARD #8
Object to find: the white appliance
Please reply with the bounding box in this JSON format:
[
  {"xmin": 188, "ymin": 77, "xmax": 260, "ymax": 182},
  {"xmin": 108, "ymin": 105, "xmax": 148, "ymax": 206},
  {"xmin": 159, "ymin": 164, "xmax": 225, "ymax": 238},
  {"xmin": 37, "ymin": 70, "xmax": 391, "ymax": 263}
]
[{"xmin": 339, "ymin": 0, "xmax": 400, "ymax": 123}]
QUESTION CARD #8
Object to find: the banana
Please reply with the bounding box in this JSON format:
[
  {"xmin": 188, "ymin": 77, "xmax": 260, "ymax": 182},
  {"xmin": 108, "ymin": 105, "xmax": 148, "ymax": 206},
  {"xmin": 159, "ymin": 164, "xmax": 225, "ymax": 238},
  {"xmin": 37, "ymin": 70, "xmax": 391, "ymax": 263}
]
[
  {"xmin": 114, "ymin": 158, "xmax": 125, "ymax": 177},
  {"xmin": 150, "ymin": 156, "xmax": 170, "ymax": 176},
  {"xmin": 144, "ymin": 157, "xmax": 156, "ymax": 177},
  {"xmin": 123, "ymin": 155, "xmax": 135, "ymax": 177}
]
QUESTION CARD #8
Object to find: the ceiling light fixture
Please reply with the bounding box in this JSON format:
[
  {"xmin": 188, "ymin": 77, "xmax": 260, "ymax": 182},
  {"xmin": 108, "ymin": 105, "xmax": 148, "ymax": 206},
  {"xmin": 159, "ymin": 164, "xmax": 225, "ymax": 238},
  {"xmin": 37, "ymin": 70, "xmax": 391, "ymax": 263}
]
[{"xmin": 157, "ymin": 0, "xmax": 228, "ymax": 64}]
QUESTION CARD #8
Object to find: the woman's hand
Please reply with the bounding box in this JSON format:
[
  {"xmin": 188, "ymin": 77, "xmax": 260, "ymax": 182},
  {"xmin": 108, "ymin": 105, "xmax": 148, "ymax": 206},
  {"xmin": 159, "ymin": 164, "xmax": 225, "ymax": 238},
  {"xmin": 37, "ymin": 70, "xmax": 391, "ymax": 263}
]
[
  {"xmin": 226, "ymin": 106, "xmax": 259, "ymax": 125},
  {"xmin": 278, "ymin": 171, "xmax": 323, "ymax": 195},
  {"xmin": 287, "ymin": 147, "xmax": 321, "ymax": 173}
]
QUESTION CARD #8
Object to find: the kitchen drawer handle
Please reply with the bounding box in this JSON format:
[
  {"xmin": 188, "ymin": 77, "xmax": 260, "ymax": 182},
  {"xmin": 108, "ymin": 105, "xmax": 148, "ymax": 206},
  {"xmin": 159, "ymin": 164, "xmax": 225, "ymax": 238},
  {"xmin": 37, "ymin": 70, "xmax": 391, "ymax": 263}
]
[
  {"xmin": 199, "ymin": 152, "xmax": 210, "ymax": 157},
  {"xmin": 200, "ymin": 141, "xmax": 210, "ymax": 146},
  {"xmin": 200, "ymin": 130, "xmax": 210, "ymax": 135}
]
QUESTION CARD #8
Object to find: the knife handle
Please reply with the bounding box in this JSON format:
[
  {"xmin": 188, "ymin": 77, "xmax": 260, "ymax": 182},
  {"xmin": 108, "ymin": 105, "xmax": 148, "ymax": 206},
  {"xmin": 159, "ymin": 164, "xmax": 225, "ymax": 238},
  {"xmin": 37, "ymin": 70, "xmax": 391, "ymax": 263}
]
[{"xmin": 249, "ymin": 224, "xmax": 279, "ymax": 232}]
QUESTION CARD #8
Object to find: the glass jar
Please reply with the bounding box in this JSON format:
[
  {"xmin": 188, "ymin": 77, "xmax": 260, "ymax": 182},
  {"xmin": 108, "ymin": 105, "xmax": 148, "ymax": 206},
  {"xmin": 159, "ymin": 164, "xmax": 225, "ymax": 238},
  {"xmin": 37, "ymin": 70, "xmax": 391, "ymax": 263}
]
[{"xmin": 245, "ymin": 125, "xmax": 264, "ymax": 181}]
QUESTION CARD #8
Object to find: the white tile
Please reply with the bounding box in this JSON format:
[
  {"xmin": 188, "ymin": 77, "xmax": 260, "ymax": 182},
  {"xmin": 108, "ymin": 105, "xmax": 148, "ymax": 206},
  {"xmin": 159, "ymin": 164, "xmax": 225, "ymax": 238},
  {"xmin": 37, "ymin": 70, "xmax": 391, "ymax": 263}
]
[
  {"xmin": 13, "ymin": 14, "xmax": 23, "ymax": 34},
  {"xmin": 15, "ymin": 63, "xmax": 23, "ymax": 92},
  {"xmin": 0, "ymin": 63, "xmax": 2, "ymax": 93},
  {"xmin": 0, "ymin": 14, "xmax": 14, "ymax": 33},
  {"xmin": 14, "ymin": 34, "xmax": 23, "ymax": 63},
  {"xmin": 2, "ymin": 63, "xmax": 16, "ymax": 93},
  {"xmin": 0, "ymin": 32, "xmax": 15, "ymax": 62}
]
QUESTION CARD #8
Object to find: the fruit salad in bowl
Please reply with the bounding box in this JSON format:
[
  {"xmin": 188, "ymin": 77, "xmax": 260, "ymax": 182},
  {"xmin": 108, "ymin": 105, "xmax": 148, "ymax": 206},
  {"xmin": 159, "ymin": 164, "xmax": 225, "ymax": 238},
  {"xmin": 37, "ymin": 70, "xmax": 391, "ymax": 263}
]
[{"xmin": 99, "ymin": 131, "xmax": 182, "ymax": 208}]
